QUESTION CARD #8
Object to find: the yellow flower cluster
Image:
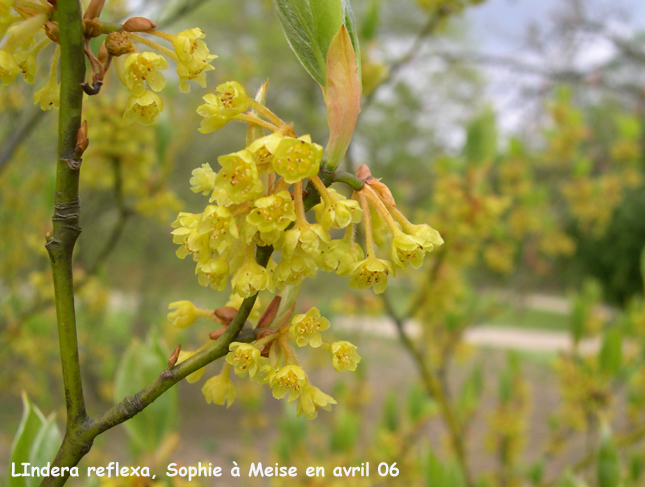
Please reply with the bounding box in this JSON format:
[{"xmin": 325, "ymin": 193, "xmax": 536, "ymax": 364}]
[
  {"xmin": 168, "ymin": 79, "xmax": 442, "ymax": 420},
  {"xmin": 0, "ymin": 0, "xmax": 216, "ymax": 124},
  {"xmin": 172, "ymin": 82, "xmax": 442, "ymax": 297},
  {"xmin": 168, "ymin": 299, "xmax": 359, "ymax": 420}
]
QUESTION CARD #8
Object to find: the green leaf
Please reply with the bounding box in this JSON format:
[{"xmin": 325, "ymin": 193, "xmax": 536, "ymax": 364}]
[
  {"xmin": 114, "ymin": 333, "xmax": 178, "ymax": 455},
  {"xmin": 26, "ymin": 415, "xmax": 62, "ymax": 487},
  {"xmin": 599, "ymin": 327, "xmax": 623, "ymax": 375},
  {"xmin": 324, "ymin": 24, "xmax": 362, "ymax": 168},
  {"xmin": 272, "ymin": 0, "xmax": 360, "ymax": 86},
  {"xmin": 8, "ymin": 393, "xmax": 46, "ymax": 487}
]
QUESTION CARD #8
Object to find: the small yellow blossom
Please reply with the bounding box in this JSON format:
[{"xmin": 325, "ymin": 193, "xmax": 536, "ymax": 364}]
[
  {"xmin": 270, "ymin": 365, "xmax": 307, "ymax": 402},
  {"xmin": 349, "ymin": 256, "xmax": 394, "ymax": 294},
  {"xmin": 322, "ymin": 239, "xmax": 364, "ymax": 276},
  {"xmin": 231, "ymin": 257, "xmax": 271, "ymax": 298},
  {"xmin": 123, "ymin": 90, "xmax": 163, "ymax": 125},
  {"xmin": 202, "ymin": 367, "xmax": 235, "ymax": 407},
  {"xmin": 272, "ymin": 250, "xmax": 317, "ymax": 290},
  {"xmin": 121, "ymin": 51, "xmax": 168, "ymax": 96},
  {"xmin": 391, "ymin": 232, "xmax": 425, "ymax": 269},
  {"xmin": 280, "ymin": 222, "xmax": 329, "ymax": 259},
  {"xmin": 225, "ymin": 342, "xmax": 263, "ymax": 378},
  {"xmin": 297, "ymin": 383, "xmax": 336, "ymax": 420},
  {"xmin": 167, "ymin": 300, "xmax": 211, "ymax": 328},
  {"xmin": 247, "ymin": 132, "xmax": 283, "ymax": 172},
  {"xmin": 190, "ymin": 163, "xmax": 216, "ymax": 195},
  {"xmin": 198, "ymin": 205, "xmax": 238, "ymax": 254},
  {"xmin": 407, "ymin": 223, "xmax": 444, "ymax": 251},
  {"xmin": 196, "ymin": 257, "xmax": 229, "ymax": 290},
  {"xmin": 289, "ymin": 307, "xmax": 330, "ymax": 348},
  {"xmin": 196, "ymin": 81, "xmax": 251, "ymax": 133},
  {"xmin": 246, "ymin": 190, "xmax": 296, "ymax": 239},
  {"xmin": 172, "ymin": 28, "xmax": 217, "ymax": 93},
  {"xmin": 272, "ymin": 135, "xmax": 323, "ymax": 184},
  {"xmin": 313, "ymin": 188, "xmax": 363, "ymax": 230},
  {"xmin": 33, "ymin": 75, "xmax": 59, "ymax": 110},
  {"xmin": 177, "ymin": 351, "xmax": 205, "ymax": 384},
  {"xmin": 214, "ymin": 150, "xmax": 264, "ymax": 205},
  {"xmin": 330, "ymin": 341, "xmax": 361, "ymax": 372}
]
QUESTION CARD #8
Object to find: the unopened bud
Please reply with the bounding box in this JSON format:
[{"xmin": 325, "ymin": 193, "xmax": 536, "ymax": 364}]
[
  {"xmin": 214, "ymin": 306, "xmax": 238, "ymax": 325},
  {"xmin": 83, "ymin": 0, "xmax": 105, "ymax": 20},
  {"xmin": 105, "ymin": 32, "xmax": 135, "ymax": 56},
  {"xmin": 209, "ymin": 328, "xmax": 226, "ymax": 340},
  {"xmin": 44, "ymin": 21, "xmax": 59, "ymax": 43},
  {"xmin": 257, "ymin": 295, "xmax": 281, "ymax": 328},
  {"xmin": 75, "ymin": 120, "xmax": 89, "ymax": 155},
  {"xmin": 167, "ymin": 344, "xmax": 181, "ymax": 369},
  {"xmin": 97, "ymin": 41, "xmax": 108, "ymax": 64},
  {"xmin": 82, "ymin": 18, "xmax": 103, "ymax": 38},
  {"xmin": 356, "ymin": 164, "xmax": 373, "ymax": 181},
  {"xmin": 122, "ymin": 17, "xmax": 158, "ymax": 33}
]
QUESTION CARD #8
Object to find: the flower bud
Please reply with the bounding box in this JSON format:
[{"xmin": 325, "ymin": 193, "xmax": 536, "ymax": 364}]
[
  {"xmin": 44, "ymin": 21, "xmax": 59, "ymax": 43},
  {"xmin": 105, "ymin": 32, "xmax": 135, "ymax": 57},
  {"xmin": 122, "ymin": 16, "xmax": 158, "ymax": 32},
  {"xmin": 215, "ymin": 306, "xmax": 238, "ymax": 325},
  {"xmin": 83, "ymin": 0, "xmax": 105, "ymax": 20},
  {"xmin": 167, "ymin": 300, "xmax": 206, "ymax": 328},
  {"xmin": 83, "ymin": 18, "xmax": 103, "ymax": 38},
  {"xmin": 97, "ymin": 41, "xmax": 108, "ymax": 64}
]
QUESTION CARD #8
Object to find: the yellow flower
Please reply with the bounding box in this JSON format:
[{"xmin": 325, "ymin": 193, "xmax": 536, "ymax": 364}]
[
  {"xmin": 177, "ymin": 351, "xmax": 205, "ymax": 383},
  {"xmin": 33, "ymin": 75, "xmax": 59, "ymax": 111},
  {"xmin": 272, "ymin": 135, "xmax": 323, "ymax": 184},
  {"xmin": 280, "ymin": 222, "xmax": 330, "ymax": 259},
  {"xmin": 214, "ymin": 149, "xmax": 264, "ymax": 205},
  {"xmin": 231, "ymin": 257, "xmax": 271, "ymax": 298},
  {"xmin": 407, "ymin": 223, "xmax": 444, "ymax": 251},
  {"xmin": 270, "ymin": 365, "xmax": 307, "ymax": 402},
  {"xmin": 198, "ymin": 205, "xmax": 238, "ymax": 254},
  {"xmin": 0, "ymin": 49, "xmax": 22, "ymax": 87},
  {"xmin": 272, "ymin": 250, "xmax": 317, "ymax": 290},
  {"xmin": 247, "ymin": 132, "xmax": 283, "ymax": 172},
  {"xmin": 313, "ymin": 188, "xmax": 363, "ymax": 230},
  {"xmin": 322, "ymin": 239, "xmax": 364, "ymax": 276},
  {"xmin": 390, "ymin": 232, "xmax": 425, "ymax": 269},
  {"xmin": 123, "ymin": 90, "xmax": 163, "ymax": 125},
  {"xmin": 167, "ymin": 300, "xmax": 211, "ymax": 328},
  {"xmin": 202, "ymin": 367, "xmax": 235, "ymax": 408},
  {"xmin": 121, "ymin": 51, "xmax": 168, "ymax": 96},
  {"xmin": 190, "ymin": 163, "xmax": 216, "ymax": 195},
  {"xmin": 289, "ymin": 307, "xmax": 330, "ymax": 348},
  {"xmin": 171, "ymin": 28, "xmax": 216, "ymax": 93},
  {"xmin": 330, "ymin": 341, "xmax": 361, "ymax": 372},
  {"xmin": 225, "ymin": 342, "xmax": 263, "ymax": 378},
  {"xmin": 349, "ymin": 256, "xmax": 394, "ymax": 294},
  {"xmin": 196, "ymin": 81, "xmax": 251, "ymax": 133},
  {"xmin": 14, "ymin": 51, "xmax": 36, "ymax": 84},
  {"xmin": 296, "ymin": 383, "xmax": 336, "ymax": 420},
  {"xmin": 196, "ymin": 257, "xmax": 229, "ymax": 291},
  {"xmin": 245, "ymin": 190, "xmax": 296, "ymax": 240}
]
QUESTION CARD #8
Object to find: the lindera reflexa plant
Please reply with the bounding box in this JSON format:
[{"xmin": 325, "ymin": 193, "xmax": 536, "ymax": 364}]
[{"xmin": 2, "ymin": 0, "xmax": 441, "ymax": 485}]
